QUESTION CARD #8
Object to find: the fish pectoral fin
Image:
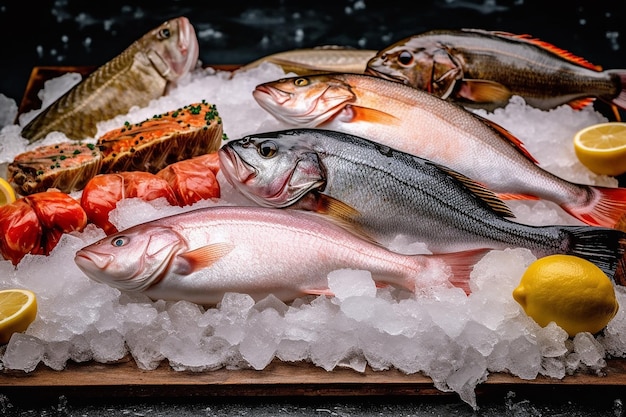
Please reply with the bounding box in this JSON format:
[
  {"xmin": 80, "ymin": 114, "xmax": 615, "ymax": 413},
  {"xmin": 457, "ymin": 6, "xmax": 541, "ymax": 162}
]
[
  {"xmin": 174, "ymin": 242, "xmax": 235, "ymax": 274},
  {"xmin": 567, "ymin": 97, "xmax": 596, "ymax": 111},
  {"xmin": 303, "ymin": 288, "xmax": 335, "ymax": 296},
  {"xmin": 338, "ymin": 105, "xmax": 400, "ymax": 125},
  {"xmin": 313, "ymin": 194, "xmax": 382, "ymax": 245},
  {"xmin": 458, "ymin": 79, "xmax": 512, "ymax": 103}
]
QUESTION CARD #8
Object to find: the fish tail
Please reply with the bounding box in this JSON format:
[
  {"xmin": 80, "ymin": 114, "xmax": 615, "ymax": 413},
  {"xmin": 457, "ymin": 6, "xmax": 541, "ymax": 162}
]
[
  {"xmin": 563, "ymin": 186, "xmax": 626, "ymax": 229},
  {"xmin": 563, "ymin": 226, "xmax": 626, "ymax": 282},
  {"xmin": 436, "ymin": 248, "xmax": 492, "ymax": 295},
  {"xmin": 607, "ymin": 69, "xmax": 626, "ymax": 111}
]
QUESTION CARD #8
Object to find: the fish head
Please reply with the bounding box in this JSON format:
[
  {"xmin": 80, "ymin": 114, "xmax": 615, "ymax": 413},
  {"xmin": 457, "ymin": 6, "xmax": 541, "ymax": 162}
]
[
  {"xmin": 252, "ymin": 75, "xmax": 356, "ymax": 127},
  {"xmin": 366, "ymin": 36, "xmax": 462, "ymax": 99},
  {"xmin": 74, "ymin": 225, "xmax": 186, "ymax": 292},
  {"xmin": 144, "ymin": 16, "xmax": 200, "ymax": 81},
  {"xmin": 219, "ymin": 132, "xmax": 326, "ymax": 207}
]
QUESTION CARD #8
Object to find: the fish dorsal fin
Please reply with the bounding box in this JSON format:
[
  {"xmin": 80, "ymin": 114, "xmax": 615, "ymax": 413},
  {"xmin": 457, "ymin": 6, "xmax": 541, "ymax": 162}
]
[
  {"xmin": 472, "ymin": 112, "xmax": 539, "ymax": 165},
  {"xmin": 458, "ymin": 79, "xmax": 512, "ymax": 103},
  {"xmin": 475, "ymin": 29, "xmax": 603, "ymax": 72},
  {"xmin": 175, "ymin": 242, "xmax": 235, "ymax": 275},
  {"xmin": 433, "ymin": 163, "xmax": 516, "ymax": 218}
]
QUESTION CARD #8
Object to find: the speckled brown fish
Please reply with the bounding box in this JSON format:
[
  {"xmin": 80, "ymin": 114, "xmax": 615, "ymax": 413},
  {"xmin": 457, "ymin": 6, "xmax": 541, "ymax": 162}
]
[
  {"xmin": 20, "ymin": 16, "xmax": 199, "ymax": 143},
  {"xmin": 366, "ymin": 28, "xmax": 626, "ymax": 115}
]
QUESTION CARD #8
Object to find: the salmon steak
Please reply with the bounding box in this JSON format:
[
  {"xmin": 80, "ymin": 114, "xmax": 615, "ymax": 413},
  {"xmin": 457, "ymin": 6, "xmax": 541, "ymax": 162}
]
[{"xmin": 8, "ymin": 101, "xmax": 224, "ymax": 196}]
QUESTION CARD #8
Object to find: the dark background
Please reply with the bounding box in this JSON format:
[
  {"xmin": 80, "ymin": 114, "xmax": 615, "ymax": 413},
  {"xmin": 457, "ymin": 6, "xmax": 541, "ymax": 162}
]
[
  {"xmin": 1, "ymin": 1, "xmax": 626, "ymax": 415},
  {"xmin": 1, "ymin": 0, "xmax": 625, "ymax": 107}
]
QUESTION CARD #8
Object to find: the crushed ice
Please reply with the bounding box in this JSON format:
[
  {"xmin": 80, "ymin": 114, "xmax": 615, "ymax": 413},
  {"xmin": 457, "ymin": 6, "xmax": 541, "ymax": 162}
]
[{"xmin": 0, "ymin": 63, "xmax": 623, "ymax": 410}]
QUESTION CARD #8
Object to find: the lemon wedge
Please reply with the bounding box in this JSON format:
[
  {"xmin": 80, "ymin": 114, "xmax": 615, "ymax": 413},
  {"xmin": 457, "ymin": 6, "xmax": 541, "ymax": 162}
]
[
  {"xmin": 573, "ymin": 122, "xmax": 626, "ymax": 176},
  {"xmin": 0, "ymin": 289, "xmax": 38, "ymax": 344},
  {"xmin": 513, "ymin": 254, "xmax": 618, "ymax": 337},
  {"xmin": 0, "ymin": 177, "xmax": 16, "ymax": 206}
]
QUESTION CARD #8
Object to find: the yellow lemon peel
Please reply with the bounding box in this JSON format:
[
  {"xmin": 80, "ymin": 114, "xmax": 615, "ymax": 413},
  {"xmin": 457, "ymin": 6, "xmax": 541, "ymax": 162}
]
[
  {"xmin": 513, "ymin": 254, "xmax": 618, "ymax": 337},
  {"xmin": 0, "ymin": 289, "xmax": 38, "ymax": 344},
  {"xmin": 0, "ymin": 178, "xmax": 16, "ymax": 206},
  {"xmin": 573, "ymin": 122, "xmax": 626, "ymax": 176}
]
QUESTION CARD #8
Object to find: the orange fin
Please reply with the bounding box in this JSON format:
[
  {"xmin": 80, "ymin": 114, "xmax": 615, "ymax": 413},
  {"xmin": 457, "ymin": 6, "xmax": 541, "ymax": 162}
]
[
  {"xmin": 564, "ymin": 186, "xmax": 626, "ymax": 229},
  {"xmin": 496, "ymin": 193, "xmax": 540, "ymax": 201},
  {"xmin": 334, "ymin": 104, "xmax": 400, "ymax": 125},
  {"xmin": 176, "ymin": 242, "xmax": 235, "ymax": 274},
  {"xmin": 567, "ymin": 97, "xmax": 596, "ymax": 111},
  {"xmin": 480, "ymin": 29, "xmax": 603, "ymax": 72},
  {"xmin": 437, "ymin": 248, "xmax": 492, "ymax": 295},
  {"xmin": 472, "ymin": 113, "xmax": 539, "ymax": 164},
  {"xmin": 303, "ymin": 288, "xmax": 335, "ymax": 296},
  {"xmin": 458, "ymin": 79, "xmax": 512, "ymax": 103}
]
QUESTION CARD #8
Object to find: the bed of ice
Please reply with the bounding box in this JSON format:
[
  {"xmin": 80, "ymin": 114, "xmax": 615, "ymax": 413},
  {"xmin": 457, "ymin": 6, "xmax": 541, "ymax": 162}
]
[{"xmin": 0, "ymin": 63, "xmax": 625, "ymax": 409}]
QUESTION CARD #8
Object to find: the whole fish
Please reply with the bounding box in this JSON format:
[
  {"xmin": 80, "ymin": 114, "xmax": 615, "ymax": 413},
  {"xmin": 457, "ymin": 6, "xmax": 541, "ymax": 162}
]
[
  {"xmin": 218, "ymin": 129, "xmax": 626, "ymax": 283},
  {"xmin": 74, "ymin": 205, "xmax": 491, "ymax": 304},
  {"xmin": 252, "ymin": 73, "xmax": 626, "ymax": 229},
  {"xmin": 21, "ymin": 16, "xmax": 199, "ymax": 143},
  {"xmin": 365, "ymin": 28, "xmax": 626, "ymax": 116},
  {"xmin": 238, "ymin": 45, "xmax": 377, "ymax": 75}
]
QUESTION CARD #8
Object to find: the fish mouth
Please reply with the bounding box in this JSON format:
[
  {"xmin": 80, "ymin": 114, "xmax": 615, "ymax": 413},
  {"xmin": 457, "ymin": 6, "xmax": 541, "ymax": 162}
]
[
  {"xmin": 253, "ymin": 85, "xmax": 292, "ymax": 106},
  {"xmin": 218, "ymin": 146, "xmax": 257, "ymax": 186},
  {"xmin": 364, "ymin": 67, "xmax": 407, "ymax": 84},
  {"xmin": 74, "ymin": 250, "xmax": 115, "ymax": 284},
  {"xmin": 171, "ymin": 17, "xmax": 200, "ymax": 78}
]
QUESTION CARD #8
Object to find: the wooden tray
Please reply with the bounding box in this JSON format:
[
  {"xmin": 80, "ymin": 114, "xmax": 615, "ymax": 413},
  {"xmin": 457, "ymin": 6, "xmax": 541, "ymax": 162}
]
[{"xmin": 5, "ymin": 66, "xmax": 626, "ymax": 406}]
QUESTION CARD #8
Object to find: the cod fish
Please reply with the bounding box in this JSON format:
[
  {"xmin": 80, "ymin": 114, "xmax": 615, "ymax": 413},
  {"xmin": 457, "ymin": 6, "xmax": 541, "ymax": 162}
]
[
  {"xmin": 366, "ymin": 28, "xmax": 626, "ymax": 116},
  {"xmin": 74, "ymin": 205, "xmax": 491, "ymax": 304},
  {"xmin": 219, "ymin": 128, "xmax": 626, "ymax": 283},
  {"xmin": 238, "ymin": 45, "xmax": 377, "ymax": 75},
  {"xmin": 252, "ymin": 73, "xmax": 626, "ymax": 229},
  {"xmin": 21, "ymin": 16, "xmax": 199, "ymax": 143}
]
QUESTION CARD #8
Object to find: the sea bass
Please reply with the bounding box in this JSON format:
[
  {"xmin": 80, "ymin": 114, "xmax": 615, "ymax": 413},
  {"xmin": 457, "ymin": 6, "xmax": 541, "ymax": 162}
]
[
  {"xmin": 365, "ymin": 28, "xmax": 626, "ymax": 116},
  {"xmin": 74, "ymin": 205, "xmax": 491, "ymax": 304},
  {"xmin": 252, "ymin": 73, "xmax": 626, "ymax": 229},
  {"xmin": 218, "ymin": 129, "xmax": 626, "ymax": 283},
  {"xmin": 238, "ymin": 45, "xmax": 377, "ymax": 75},
  {"xmin": 21, "ymin": 16, "xmax": 199, "ymax": 143}
]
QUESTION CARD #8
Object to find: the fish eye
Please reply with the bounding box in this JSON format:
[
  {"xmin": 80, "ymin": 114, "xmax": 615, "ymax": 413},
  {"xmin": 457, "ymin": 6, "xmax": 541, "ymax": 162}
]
[
  {"xmin": 111, "ymin": 236, "xmax": 129, "ymax": 247},
  {"xmin": 397, "ymin": 51, "xmax": 414, "ymax": 66},
  {"xmin": 158, "ymin": 28, "xmax": 171, "ymax": 40},
  {"xmin": 258, "ymin": 141, "xmax": 278, "ymax": 158},
  {"xmin": 294, "ymin": 78, "xmax": 309, "ymax": 87}
]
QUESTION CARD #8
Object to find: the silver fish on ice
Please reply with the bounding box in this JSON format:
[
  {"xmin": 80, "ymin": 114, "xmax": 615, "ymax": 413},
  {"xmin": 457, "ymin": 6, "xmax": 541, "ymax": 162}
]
[{"xmin": 219, "ymin": 128, "xmax": 626, "ymax": 283}]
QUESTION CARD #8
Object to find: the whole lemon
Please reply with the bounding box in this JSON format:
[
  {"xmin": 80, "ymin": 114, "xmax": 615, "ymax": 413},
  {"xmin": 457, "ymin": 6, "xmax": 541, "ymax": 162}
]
[{"xmin": 512, "ymin": 254, "xmax": 619, "ymax": 337}]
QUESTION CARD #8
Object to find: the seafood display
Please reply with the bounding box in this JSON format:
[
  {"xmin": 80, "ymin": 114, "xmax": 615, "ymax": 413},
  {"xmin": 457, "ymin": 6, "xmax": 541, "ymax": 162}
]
[
  {"xmin": 219, "ymin": 128, "xmax": 626, "ymax": 281},
  {"xmin": 252, "ymin": 73, "xmax": 626, "ymax": 229},
  {"xmin": 365, "ymin": 29, "xmax": 626, "ymax": 116},
  {"xmin": 20, "ymin": 16, "xmax": 199, "ymax": 142},
  {"xmin": 74, "ymin": 205, "xmax": 491, "ymax": 304},
  {"xmin": 4, "ymin": 16, "xmax": 626, "ymax": 408},
  {"xmin": 9, "ymin": 101, "xmax": 224, "ymax": 195},
  {"xmin": 0, "ymin": 191, "xmax": 87, "ymax": 265}
]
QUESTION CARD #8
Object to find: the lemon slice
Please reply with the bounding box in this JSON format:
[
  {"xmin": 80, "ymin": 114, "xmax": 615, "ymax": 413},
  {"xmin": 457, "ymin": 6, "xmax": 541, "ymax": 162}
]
[
  {"xmin": 0, "ymin": 289, "xmax": 38, "ymax": 344},
  {"xmin": 573, "ymin": 122, "xmax": 626, "ymax": 176},
  {"xmin": 0, "ymin": 178, "xmax": 16, "ymax": 206}
]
